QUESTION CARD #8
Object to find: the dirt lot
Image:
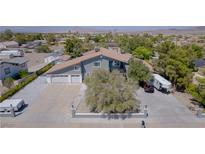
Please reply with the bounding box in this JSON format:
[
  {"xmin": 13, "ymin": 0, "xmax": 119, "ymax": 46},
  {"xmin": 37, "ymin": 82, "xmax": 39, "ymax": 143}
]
[{"xmin": 24, "ymin": 52, "xmax": 50, "ymax": 70}]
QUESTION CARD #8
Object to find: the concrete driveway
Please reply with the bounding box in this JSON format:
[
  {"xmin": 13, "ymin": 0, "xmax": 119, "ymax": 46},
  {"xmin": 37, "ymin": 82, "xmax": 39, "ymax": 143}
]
[
  {"xmin": 1, "ymin": 77, "xmax": 205, "ymax": 128},
  {"xmin": 0, "ymin": 77, "xmax": 81, "ymax": 127},
  {"xmin": 137, "ymin": 88, "xmax": 205, "ymax": 127}
]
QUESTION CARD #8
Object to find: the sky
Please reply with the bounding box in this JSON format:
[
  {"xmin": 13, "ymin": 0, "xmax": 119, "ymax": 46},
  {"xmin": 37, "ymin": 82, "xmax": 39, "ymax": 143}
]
[{"xmin": 0, "ymin": 26, "xmax": 193, "ymax": 33}]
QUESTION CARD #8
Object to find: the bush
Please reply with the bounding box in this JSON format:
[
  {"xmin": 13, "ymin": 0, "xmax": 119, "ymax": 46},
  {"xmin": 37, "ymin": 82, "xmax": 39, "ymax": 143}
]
[
  {"xmin": 18, "ymin": 70, "xmax": 28, "ymax": 78},
  {"xmin": 3, "ymin": 77, "xmax": 14, "ymax": 88},
  {"xmin": 36, "ymin": 63, "xmax": 54, "ymax": 75},
  {"xmin": 0, "ymin": 73, "xmax": 37, "ymax": 102},
  {"xmin": 36, "ymin": 45, "xmax": 51, "ymax": 53}
]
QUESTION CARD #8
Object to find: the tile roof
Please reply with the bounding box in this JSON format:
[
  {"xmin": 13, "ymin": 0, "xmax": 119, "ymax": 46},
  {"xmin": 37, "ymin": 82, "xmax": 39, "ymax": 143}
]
[{"xmin": 46, "ymin": 48, "xmax": 131, "ymax": 74}]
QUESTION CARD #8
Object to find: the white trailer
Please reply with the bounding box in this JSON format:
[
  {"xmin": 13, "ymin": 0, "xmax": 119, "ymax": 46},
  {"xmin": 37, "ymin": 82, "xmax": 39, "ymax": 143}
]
[
  {"xmin": 152, "ymin": 74, "xmax": 172, "ymax": 92},
  {"xmin": 0, "ymin": 50, "xmax": 24, "ymax": 57},
  {"xmin": 0, "ymin": 99, "xmax": 25, "ymax": 112}
]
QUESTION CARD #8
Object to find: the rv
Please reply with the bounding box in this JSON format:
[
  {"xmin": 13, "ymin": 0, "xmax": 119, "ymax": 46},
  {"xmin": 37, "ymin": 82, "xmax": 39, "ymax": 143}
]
[
  {"xmin": 0, "ymin": 99, "xmax": 25, "ymax": 112},
  {"xmin": 152, "ymin": 74, "xmax": 172, "ymax": 93},
  {"xmin": 0, "ymin": 50, "xmax": 24, "ymax": 57}
]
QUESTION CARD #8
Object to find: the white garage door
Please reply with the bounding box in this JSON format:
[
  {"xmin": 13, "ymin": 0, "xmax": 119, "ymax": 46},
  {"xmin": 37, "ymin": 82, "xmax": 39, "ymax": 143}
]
[
  {"xmin": 51, "ymin": 75, "xmax": 69, "ymax": 83},
  {"xmin": 71, "ymin": 75, "xmax": 81, "ymax": 83}
]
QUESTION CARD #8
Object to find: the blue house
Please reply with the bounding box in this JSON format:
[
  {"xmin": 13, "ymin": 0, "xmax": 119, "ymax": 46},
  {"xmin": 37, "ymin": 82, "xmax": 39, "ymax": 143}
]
[{"xmin": 46, "ymin": 48, "xmax": 131, "ymax": 83}]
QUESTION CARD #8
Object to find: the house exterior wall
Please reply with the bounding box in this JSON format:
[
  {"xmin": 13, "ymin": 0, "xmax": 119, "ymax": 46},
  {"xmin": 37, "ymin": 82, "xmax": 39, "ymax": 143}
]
[
  {"xmin": 49, "ymin": 64, "xmax": 82, "ymax": 75},
  {"xmin": 82, "ymin": 55, "xmax": 109, "ymax": 75},
  {"xmin": 0, "ymin": 62, "xmax": 28, "ymax": 80},
  {"xmin": 47, "ymin": 55, "xmax": 128, "ymax": 81}
]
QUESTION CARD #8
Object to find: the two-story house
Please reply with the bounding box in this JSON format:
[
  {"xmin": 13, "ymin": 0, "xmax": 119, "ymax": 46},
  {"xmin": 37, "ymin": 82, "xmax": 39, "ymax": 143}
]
[
  {"xmin": 46, "ymin": 48, "xmax": 131, "ymax": 83},
  {"xmin": 0, "ymin": 57, "xmax": 28, "ymax": 86}
]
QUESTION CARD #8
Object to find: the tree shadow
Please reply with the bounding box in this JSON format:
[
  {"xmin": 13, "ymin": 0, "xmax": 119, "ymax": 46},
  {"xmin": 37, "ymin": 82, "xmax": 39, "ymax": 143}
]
[{"xmin": 102, "ymin": 112, "xmax": 133, "ymax": 120}]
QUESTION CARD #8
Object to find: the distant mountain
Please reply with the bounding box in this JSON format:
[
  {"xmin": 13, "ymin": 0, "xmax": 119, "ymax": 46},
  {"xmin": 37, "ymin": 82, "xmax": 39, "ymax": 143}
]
[
  {"xmin": 0, "ymin": 26, "xmax": 204, "ymax": 34},
  {"xmin": 0, "ymin": 26, "xmax": 193, "ymax": 33}
]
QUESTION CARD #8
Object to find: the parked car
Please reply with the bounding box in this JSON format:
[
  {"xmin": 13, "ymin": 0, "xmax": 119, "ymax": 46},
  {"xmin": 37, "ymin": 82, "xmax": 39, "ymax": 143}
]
[{"xmin": 143, "ymin": 81, "xmax": 154, "ymax": 93}]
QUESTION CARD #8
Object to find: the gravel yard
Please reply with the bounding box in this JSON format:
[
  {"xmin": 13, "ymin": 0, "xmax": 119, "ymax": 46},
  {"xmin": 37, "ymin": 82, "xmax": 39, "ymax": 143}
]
[
  {"xmin": 137, "ymin": 88, "xmax": 205, "ymax": 127},
  {"xmin": 24, "ymin": 52, "xmax": 50, "ymax": 72}
]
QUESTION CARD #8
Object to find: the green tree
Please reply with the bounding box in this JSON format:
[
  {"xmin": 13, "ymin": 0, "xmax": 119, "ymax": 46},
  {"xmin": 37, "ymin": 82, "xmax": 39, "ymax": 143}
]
[
  {"xmin": 182, "ymin": 44, "xmax": 204, "ymax": 59},
  {"xmin": 132, "ymin": 46, "xmax": 152, "ymax": 60},
  {"xmin": 36, "ymin": 45, "xmax": 51, "ymax": 53},
  {"xmin": 64, "ymin": 37, "xmax": 82, "ymax": 58},
  {"xmin": 15, "ymin": 33, "xmax": 27, "ymax": 45},
  {"xmin": 18, "ymin": 70, "xmax": 28, "ymax": 78},
  {"xmin": 0, "ymin": 29, "xmax": 13, "ymax": 41},
  {"xmin": 85, "ymin": 69, "xmax": 140, "ymax": 113},
  {"xmin": 156, "ymin": 40, "xmax": 176, "ymax": 54},
  {"xmin": 187, "ymin": 78, "xmax": 205, "ymax": 106},
  {"xmin": 155, "ymin": 46, "xmax": 194, "ymax": 91},
  {"xmin": 45, "ymin": 33, "xmax": 56, "ymax": 44},
  {"xmin": 128, "ymin": 58, "xmax": 151, "ymax": 83}
]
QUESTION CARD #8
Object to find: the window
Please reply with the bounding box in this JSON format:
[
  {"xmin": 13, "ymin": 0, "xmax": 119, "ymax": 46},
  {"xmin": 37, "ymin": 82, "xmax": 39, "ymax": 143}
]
[
  {"xmin": 4, "ymin": 68, "xmax": 11, "ymax": 75},
  {"xmin": 20, "ymin": 63, "xmax": 25, "ymax": 68},
  {"xmin": 74, "ymin": 65, "xmax": 80, "ymax": 71},
  {"xmin": 113, "ymin": 61, "xmax": 120, "ymax": 66},
  {"xmin": 93, "ymin": 61, "xmax": 101, "ymax": 68}
]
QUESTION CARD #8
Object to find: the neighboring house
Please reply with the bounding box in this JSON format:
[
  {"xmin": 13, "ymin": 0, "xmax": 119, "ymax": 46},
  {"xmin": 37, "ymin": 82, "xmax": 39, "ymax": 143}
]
[
  {"xmin": 44, "ymin": 50, "xmax": 67, "ymax": 64},
  {"xmin": 0, "ymin": 50, "xmax": 24, "ymax": 57},
  {"xmin": 0, "ymin": 57, "xmax": 28, "ymax": 86},
  {"xmin": 23, "ymin": 40, "xmax": 47, "ymax": 49},
  {"xmin": 46, "ymin": 48, "xmax": 131, "ymax": 84},
  {"xmin": 0, "ymin": 53, "xmax": 14, "ymax": 60},
  {"xmin": 193, "ymin": 58, "xmax": 205, "ymax": 68},
  {"xmin": 0, "ymin": 41, "xmax": 19, "ymax": 48}
]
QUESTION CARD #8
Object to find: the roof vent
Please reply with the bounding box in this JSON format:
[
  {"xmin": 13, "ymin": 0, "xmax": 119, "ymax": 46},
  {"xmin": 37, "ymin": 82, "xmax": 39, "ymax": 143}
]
[{"xmin": 94, "ymin": 47, "xmax": 100, "ymax": 52}]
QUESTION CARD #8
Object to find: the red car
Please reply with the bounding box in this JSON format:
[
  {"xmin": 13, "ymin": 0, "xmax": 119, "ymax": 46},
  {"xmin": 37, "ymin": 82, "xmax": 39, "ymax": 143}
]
[{"xmin": 143, "ymin": 82, "xmax": 155, "ymax": 93}]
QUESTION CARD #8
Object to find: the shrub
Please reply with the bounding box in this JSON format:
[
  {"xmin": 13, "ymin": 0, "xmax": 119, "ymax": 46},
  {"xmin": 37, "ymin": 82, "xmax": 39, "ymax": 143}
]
[
  {"xmin": 36, "ymin": 63, "xmax": 54, "ymax": 75},
  {"xmin": 18, "ymin": 70, "xmax": 28, "ymax": 78},
  {"xmin": 3, "ymin": 77, "xmax": 14, "ymax": 88},
  {"xmin": 132, "ymin": 46, "xmax": 152, "ymax": 60},
  {"xmin": 0, "ymin": 73, "xmax": 37, "ymax": 102},
  {"xmin": 36, "ymin": 45, "xmax": 51, "ymax": 53}
]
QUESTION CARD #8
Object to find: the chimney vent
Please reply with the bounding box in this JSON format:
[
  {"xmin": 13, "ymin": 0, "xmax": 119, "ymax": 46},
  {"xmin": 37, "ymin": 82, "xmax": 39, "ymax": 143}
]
[{"xmin": 94, "ymin": 47, "xmax": 100, "ymax": 52}]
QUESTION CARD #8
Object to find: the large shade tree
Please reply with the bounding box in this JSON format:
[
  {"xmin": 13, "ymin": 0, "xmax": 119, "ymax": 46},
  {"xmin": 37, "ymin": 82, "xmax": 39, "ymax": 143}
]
[
  {"xmin": 64, "ymin": 37, "xmax": 82, "ymax": 58},
  {"xmin": 128, "ymin": 58, "xmax": 151, "ymax": 83},
  {"xmin": 85, "ymin": 69, "xmax": 140, "ymax": 113}
]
